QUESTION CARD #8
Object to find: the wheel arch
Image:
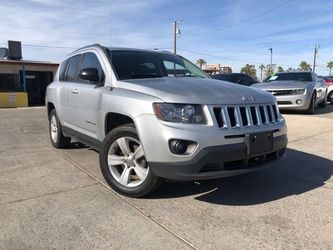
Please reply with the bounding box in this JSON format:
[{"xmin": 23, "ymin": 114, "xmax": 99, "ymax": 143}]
[
  {"xmin": 47, "ymin": 102, "xmax": 55, "ymax": 120},
  {"xmin": 104, "ymin": 112, "xmax": 136, "ymax": 135}
]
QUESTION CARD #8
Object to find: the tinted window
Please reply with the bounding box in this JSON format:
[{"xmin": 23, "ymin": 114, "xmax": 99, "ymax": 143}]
[
  {"xmin": 59, "ymin": 59, "xmax": 69, "ymax": 81},
  {"xmin": 212, "ymin": 74, "xmax": 230, "ymax": 81},
  {"xmin": 64, "ymin": 55, "xmax": 81, "ymax": 82},
  {"xmin": 229, "ymin": 74, "xmax": 242, "ymax": 83},
  {"xmin": 0, "ymin": 73, "xmax": 21, "ymax": 92},
  {"xmin": 79, "ymin": 52, "xmax": 104, "ymax": 83},
  {"xmin": 266, "ymin": 72, "xmax": 313, "ymax": 82},
  {"xmin": 242, "ymin": 75, "xmax": 254, "ymax": 86},
  {"xmin": 109, "ymin": 50, "xmax": 208, "ymax": 80}
]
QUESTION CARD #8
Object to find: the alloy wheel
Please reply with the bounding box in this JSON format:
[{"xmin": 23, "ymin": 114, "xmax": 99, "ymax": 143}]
[
  {"xmin": 50, "ymin": 115, "xmax": 58, "ymax": 143},
  {"xmin": 107, "ymin": 137, "xmax": 149, "ymax": 187}
]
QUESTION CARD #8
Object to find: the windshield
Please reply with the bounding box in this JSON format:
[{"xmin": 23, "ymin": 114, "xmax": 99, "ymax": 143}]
[
  {"xmin": 266, "ymin": 72, "xmax": 313, "ymax": 82},
  {"xmin": 108, "ymin": 50, "xmax": 208, "ymax": 80}
]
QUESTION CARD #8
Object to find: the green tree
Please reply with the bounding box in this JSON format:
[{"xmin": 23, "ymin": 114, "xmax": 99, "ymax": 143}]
[
  {"xmin": 240, "ymin": 64, "xmax": 257, "ymax": 79},
  {"xmin": 277, "ymin": 66, "xmax": 284, "ymax": 72},
  {"xmin": 265, "ymin": 64, "xmax": 276, "ymax": 78},
  {"xmin": 196, "ymin": 59, "xmax": 207, "ymax": 69},
  {"xmin": 286, "ymin": 67, "xmax": 295, "ymax": 72},
  {"xmin": 327, "ymin": 61, "xmax": 333, "ymax": 76},
  {"xmin": 259, "ymin": 64, "xmax": 265, "ymax": 81},
  {"xmin": 299, "ymin": 61, "xmax": 311, "ymax": 71}
]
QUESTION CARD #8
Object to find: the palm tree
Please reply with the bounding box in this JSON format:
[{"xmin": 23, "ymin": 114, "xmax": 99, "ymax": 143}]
[
  {"xmin": 299, "ymin": 61, "xmax": 311, "ymax": 71},
  {"xmin": 259, "ymin": 64, "xmax": 265, "ymax": 81},
  {"xmin": 196, "ymin": 59, "xmax": 207, "ymax": 69},
  {"xmin": 277, "ymin": 66, "xmax": 284, "ymax": 72},
  {"xmin": 327, "ymin": 61, "xmax": 333, "ymax": 76}
]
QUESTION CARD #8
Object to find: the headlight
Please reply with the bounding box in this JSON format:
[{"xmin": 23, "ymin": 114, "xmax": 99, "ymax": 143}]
[
  {"xmin": 153, "ymin": 103, "xmax": 206, "ymax": 124},
  {"xmin": 290, "ymin": 89, "xmax": 305, "ymax": 95}
]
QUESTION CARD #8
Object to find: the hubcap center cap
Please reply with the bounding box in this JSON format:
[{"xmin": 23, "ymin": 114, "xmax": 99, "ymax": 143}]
[{"xmin": 125, "ymin": 154, "xmax": 135, "ymax": 166}]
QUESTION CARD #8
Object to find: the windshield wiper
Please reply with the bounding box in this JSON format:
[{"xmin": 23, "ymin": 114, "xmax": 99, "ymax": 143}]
[
  {"xmin": 177, "ymin": 75, "xmax": 205, "ymax": 78},
  {"xmin": 130, "ymin": 74, "xmax": 164, "ymax": 79}
]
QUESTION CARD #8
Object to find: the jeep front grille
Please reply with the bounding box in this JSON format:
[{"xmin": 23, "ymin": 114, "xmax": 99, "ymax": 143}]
[{"xmin": 213, "ymin": 104, "xmax": 279, "ymax": 128}]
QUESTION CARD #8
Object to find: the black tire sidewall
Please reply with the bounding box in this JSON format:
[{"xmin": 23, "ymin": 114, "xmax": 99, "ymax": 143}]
[
  {"xmin": 49, "ymin": 110, "xmax": 70, "ymax": 148},
  {"xmin": 307, "ymin": 92, "xmax": 315, "ymax": 114},
  {"xmin": 328, "ymin": 91, "xmax": 333, "ymax": 104},
  {"xmin": 49, "ymin": 110, "xmax": 61, "ymax": 147},
  {"xmin": 99, "ymin": 124, "xmax": 160, "ymax": 197}
]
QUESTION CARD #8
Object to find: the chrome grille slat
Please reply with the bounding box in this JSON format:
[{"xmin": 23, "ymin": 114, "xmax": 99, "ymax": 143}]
[{"xmin": 213, "ymin": 103, "xmax": 279, "ymax": 129}]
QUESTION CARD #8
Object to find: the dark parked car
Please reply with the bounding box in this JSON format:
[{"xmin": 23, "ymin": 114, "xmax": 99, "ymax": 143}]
[{"xmin": 212, "ymin": 73, "xmax": 258, "ymax": 86}]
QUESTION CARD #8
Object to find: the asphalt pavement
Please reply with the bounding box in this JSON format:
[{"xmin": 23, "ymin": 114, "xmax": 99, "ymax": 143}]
[{"xmin": 0, "ymin": 105, "xmax": 332, "ymax": 249}]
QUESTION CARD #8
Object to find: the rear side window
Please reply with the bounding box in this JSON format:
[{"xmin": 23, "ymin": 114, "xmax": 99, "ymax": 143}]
[
  {"xmin": 58, "ymin": 59, "xmax": 69, "ymax": 81},
  {"xmin": 64, "ymin": 55, "xmax": 81, "ymax": 82},
  {"xmin": 79, "ymin": 52, "xmax": 105, "ymax": 83}
]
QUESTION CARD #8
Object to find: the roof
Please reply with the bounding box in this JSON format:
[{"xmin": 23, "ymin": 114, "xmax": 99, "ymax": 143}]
[
  {"xmin": 69, "ymin": 43, "xmax": 172, "ymax": 55},
  {"xmin": 0, "ymin": 59, "xmax": 59, "ymax": 67}
]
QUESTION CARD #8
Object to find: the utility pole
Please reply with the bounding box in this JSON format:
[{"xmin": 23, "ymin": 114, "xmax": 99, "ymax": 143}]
[
  {"xmin": 173, "ymin": 20, "xmax": 181, "ymax": 54},
  {"xmin": 313, "ymin": 45, "xmax": 319, "ymax": 72},
  {"xmin": 269, "ymin": 48, "xmax": 273, "ymax": 74}
]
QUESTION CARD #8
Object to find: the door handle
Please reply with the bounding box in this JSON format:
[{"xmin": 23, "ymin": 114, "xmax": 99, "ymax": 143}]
[{"xmin": 71, "ymin": 89, "xmax": 78, "ymax": 94}]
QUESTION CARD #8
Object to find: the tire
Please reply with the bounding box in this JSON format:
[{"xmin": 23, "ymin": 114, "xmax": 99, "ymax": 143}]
[
  {"xmin": 99, "ymin": 124, "xmax": 161, "ymax": 197},
  {"xmin": 328, "ymin": 91, "xmax": 333, "ymax": 104},
  {"xmin": 306, "ymin": 92, "xmax": 316, "ymax": 114},
  {"xmin": 318, "ymin": 91, "xmax": 327, "ymax": 108},
  {"xmin": 49, "ymin": 109, "xmax": 71, "ymax": 148}
]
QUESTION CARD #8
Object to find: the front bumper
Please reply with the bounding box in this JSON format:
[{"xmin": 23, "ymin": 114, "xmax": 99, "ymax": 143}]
[
  {"xmin": 148, "ymin": 134, "xmax": 287, "ymax": 181},
  {"xmin": 275, "ymin": 94, "xmax": 310, "ymax": 110}
]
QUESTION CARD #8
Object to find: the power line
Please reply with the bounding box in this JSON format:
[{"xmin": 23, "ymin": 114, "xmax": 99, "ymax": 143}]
[
  {"xmin": 177, "ymin": 48, "xmax": 264, "ymax": 64},
  {"xmin": 0, "ymin": 42, "xmax": 77, "ymax": 50},
  {"xmin": 0, "ymin": 23, "xmax": 113, "ymax": 38},
  {"xmin": 199, "ymin": 0, "xmax": 296, "ymax": 35}
]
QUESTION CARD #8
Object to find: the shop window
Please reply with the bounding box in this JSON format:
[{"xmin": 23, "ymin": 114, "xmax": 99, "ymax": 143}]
[{"xmin": 0, "ymin": 73, "xmax": 22, "ymax": 92}]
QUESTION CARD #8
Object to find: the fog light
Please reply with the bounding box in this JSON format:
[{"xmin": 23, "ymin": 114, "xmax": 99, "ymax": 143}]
[
  {"xmin": 296, "ymin": 99, "xmax": 302, "ymax": 105},
  {"xmin": 170, "ymin": 140, "xmax": 188, "ymax": 154}
]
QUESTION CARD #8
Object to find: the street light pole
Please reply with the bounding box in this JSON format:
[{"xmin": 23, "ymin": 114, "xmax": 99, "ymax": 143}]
[
  {"xmin": 269, "ymin": 48, "xmax": 273, "ymax": 74},
  {"xmin": 173, "ymin": 20, "xmax": 181, "ymax": 54},
  {"xmin": 313, "ymin": 45, "xmax": 319, "ymax": 72}
]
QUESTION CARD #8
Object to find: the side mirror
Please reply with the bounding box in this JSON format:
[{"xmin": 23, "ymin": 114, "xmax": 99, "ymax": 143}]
[{"xmin": 79, "ymin": 68, "xmax": 100, "ymax": 83}]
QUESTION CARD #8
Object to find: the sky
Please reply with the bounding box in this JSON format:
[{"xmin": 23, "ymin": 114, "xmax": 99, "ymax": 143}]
[{"xmin": 1, "ymin": 0, "xmax": 333, "ymax": 77}]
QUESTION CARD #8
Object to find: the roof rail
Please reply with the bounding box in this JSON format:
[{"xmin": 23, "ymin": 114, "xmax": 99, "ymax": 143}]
[{"xmin": 68, "ymin": 43, "xmax": 107, "ymax": 55}]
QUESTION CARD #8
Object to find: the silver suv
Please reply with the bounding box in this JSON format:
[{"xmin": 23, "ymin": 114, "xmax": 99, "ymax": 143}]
[{"xmin": 46, "ymin": 44, "xmax": 288, "ymax": 197}]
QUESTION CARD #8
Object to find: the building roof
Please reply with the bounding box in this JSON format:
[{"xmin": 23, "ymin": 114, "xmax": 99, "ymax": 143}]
[{"xmin": 0, "ymin": 59, "xmax": 59, "ymax": 67}]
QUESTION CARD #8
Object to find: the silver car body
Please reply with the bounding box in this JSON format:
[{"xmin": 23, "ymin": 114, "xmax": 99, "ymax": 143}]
[
  {"xmin": 253, "ymin": 72, "xmax": 326, "ymax": 111},
  {"xmin": 46, "ymin": 45, "xmax": 287, "ymax": 181}
]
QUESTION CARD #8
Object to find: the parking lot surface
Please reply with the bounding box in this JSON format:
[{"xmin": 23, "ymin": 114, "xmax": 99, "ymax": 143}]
[{"xmin": 0, "ymin": 106, "xmax": 332, "ymax": 249}]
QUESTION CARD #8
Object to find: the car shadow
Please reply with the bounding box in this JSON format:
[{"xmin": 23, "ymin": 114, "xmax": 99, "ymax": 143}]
[
  {"xmin": 146, "ymin": 148, "xmax": 332, "ymax": 206},
  {"xmin": 66, "ymin": 142, "xmax": 89, "ymax": 149}
]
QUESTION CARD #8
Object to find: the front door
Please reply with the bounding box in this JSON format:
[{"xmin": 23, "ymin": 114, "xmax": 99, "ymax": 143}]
[{"xmin": 67, "ymin": 52, "xmax": 106, "ymax": 139}]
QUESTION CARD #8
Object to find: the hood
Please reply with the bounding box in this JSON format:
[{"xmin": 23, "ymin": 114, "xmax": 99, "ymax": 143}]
[
  {"xmin": 116, "ymin": 77, "xmax": 274, "ymax": 105},
  {"xmin": 252, "ymin": 80, "xmax": 311, "ymax": 90}
]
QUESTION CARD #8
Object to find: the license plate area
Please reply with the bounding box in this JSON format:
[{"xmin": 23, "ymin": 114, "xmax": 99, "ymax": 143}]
[{"xmin": 247, "ymin": 131, "xmax": 273, "ymax": 155}]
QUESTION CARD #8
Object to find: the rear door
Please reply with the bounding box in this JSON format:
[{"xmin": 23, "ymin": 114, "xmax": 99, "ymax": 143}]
[
  {"xmin": 68, "ymin": 51, "xmax": 105, "ymax": 139},
  {"xmin": 56, "ymin": 58, "xmax": 72, "ymax": 124},
  {"xmin": 60, "ymin": 55, "xmax": 82, "ymax": 128}
]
